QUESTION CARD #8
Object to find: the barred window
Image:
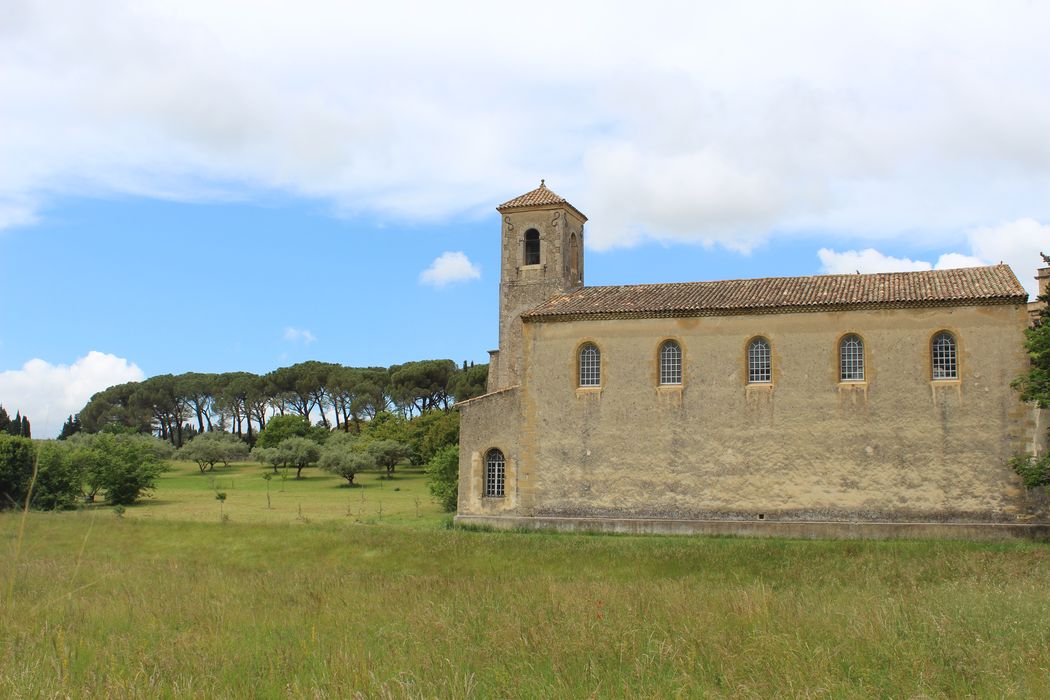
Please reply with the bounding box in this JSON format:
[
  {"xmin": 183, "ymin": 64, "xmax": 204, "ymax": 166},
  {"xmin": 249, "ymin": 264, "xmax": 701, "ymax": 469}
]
[
  {"xmin": 747, "ymin": 338, "xmax": 772, "ymax": 384},
  {"xmin": 932, "ymin": 332, "xmax": 957, "ymax": 380},
  {"xmin": 839, "ymin": 334, "xmax": 864, "ymax": 382},
  {"xmin": 659, "ymin": 340, "xmax": 682, "ymax": 385},
  {"xmin": 524, "ymin": 229, "xmax": 540, "ymax": 265},
  {"xmin": 484, "ymin": 448, "xmax": 505, "ymax": 497},
  {"xmin": 579, "ymin": 343, "xmax": 601, "ymax": 387}
]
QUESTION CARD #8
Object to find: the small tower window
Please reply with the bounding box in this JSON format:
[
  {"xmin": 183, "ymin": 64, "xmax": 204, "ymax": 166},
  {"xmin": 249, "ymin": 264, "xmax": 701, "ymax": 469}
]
[
  {"xmin": 932, "ymin": 331, "xmax": 958, "ymax": 380},
  {"xmin": 579, "ymin": 343, "xmax": 601, "ymax": 387},
  {"xmin": 524, "ymin": 229, "xmax": 540, "ymax": 266},
  {"xmin": 659, "ymin": 340, "xmax": 682, "ymax": 385},
  {"xmin": 484, "ymin": 448, "xmax": 505, "ymax": 497},
  {"xmin": 747, "ymin": 338, "xmax": 772, "ymax": 384},
  {"xmin": 839, "ymin": 334, "xmax": 864, "ymax": 382},
  {"xmin": 569, "ymin": 232, "xmax": 580, "ymax": 282}
]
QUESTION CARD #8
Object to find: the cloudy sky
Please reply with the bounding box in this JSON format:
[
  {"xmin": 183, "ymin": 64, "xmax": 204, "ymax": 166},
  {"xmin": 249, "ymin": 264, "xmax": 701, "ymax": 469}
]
[{"xmin": 2, "ymin": 1, "xmax": 1048, "ymax": 436}]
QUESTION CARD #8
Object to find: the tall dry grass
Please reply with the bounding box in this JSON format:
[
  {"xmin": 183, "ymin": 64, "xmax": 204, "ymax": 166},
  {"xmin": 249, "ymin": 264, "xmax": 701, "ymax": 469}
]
[{"xmin": 1, "ymin": 514, "xmax": 1048, "ymax": 697}]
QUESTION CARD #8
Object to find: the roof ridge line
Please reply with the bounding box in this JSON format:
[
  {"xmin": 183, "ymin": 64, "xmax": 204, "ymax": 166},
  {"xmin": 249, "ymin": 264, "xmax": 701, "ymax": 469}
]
[{"xmin": 576, "ymin": 264, "xmax": 1012, "ymax": 292}]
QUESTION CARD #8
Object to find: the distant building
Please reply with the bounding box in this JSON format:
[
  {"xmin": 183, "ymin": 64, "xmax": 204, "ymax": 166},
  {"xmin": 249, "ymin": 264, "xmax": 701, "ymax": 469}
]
[{"xmin": 456, "ymin": 183, "xmax": 1049, "ymax": 538}]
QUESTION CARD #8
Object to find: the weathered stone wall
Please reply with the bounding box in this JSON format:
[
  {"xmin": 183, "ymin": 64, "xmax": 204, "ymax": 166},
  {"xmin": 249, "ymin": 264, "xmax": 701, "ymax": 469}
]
[
  {"xmin": 457, "ymin": 387, "xmax": 522, "ymax": 515},
  {"xmin": 459, "ymin": 302, "xmax": 1046, "ymax": 524}
]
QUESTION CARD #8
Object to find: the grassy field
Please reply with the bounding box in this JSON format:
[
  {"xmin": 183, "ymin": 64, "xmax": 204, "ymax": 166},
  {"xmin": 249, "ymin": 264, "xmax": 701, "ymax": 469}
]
[
  {"xmin": 1, "ymin": 461, "xmax": 1049, "ymax": 697},
  {"xmin": 120, "ymin": 459, "xmax": 446, "ymax": 527}
]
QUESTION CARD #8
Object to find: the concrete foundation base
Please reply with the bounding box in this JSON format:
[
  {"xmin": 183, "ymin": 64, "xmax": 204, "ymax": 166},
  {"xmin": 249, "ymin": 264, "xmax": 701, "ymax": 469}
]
[{"xmin": 455, "ymin": 514, "xmax": 1050, "ymax": 541}]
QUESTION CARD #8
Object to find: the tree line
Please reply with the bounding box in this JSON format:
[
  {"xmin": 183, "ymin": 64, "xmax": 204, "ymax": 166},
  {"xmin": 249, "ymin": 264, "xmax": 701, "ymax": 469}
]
[
  {"xmin": 0, "ymin": 406, "xmax": 31, "ymax": 438},
  {"xmin": 1, "ymin": 405, "xmax": 463, "ymax": 513},
  {"xmin": 67, "ymin": 359, "xmax": 488, "ymax": 446}
]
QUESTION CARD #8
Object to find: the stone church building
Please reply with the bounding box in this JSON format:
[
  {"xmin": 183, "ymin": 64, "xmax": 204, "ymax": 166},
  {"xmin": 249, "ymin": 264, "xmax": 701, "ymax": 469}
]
[{"xmin": 456, "ymin": 183, "xmax": 1049, "ymax": 538}]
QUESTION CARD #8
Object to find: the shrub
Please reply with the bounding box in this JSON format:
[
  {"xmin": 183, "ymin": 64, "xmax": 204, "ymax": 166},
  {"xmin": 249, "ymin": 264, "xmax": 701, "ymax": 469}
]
[
  {"xmin": 0, "ymin": 434, "xmax": 35, "ymax": 510},
  {"xmin": 425, "ymin": 444, "xmax": 459, "ymax": 512},
  {"xmin": 32, "ymin": 442, "xmax": 83, "ymax": 510},
  {"xmin": 1010, "ymin": 453, "xmax": 1050, "ymax": 491},
  {"xmin": 68, "ymin": 433, "xmax": 168, "ymax": 505}
]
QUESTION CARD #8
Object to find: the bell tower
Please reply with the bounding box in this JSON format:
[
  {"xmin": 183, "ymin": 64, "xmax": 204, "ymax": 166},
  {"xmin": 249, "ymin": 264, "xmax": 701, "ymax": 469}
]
[{"xmin": 488, "ymin": 181, "xmax": 587, "ymax": 391}]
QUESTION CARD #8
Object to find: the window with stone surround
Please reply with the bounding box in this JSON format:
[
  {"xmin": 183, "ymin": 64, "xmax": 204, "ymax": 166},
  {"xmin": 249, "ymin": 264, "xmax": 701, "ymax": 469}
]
[
  {"xmin": 932, "ymin": 331, "xmax": 958, "ymax": 380},
  {"xmin": 747, "ymin": 337, "xmax": 772, "ymax": 384},
  {"xmin": 579, "ymin": 343, "xmax": 601, "ymax": 387},
  {"xmin": 839, "ymin": 334, "xmax": 864, "ymax": 382},
  {"xmin": 659, "ymin": 340, "xmax": 682, "ymax": 385},
  {"xmin": 484, "ymin": 448, "xmax": 505, "ymax": 497},
  {"xmin": 524, "ymin": 229, "xmax": 540, "ymax": 265}
]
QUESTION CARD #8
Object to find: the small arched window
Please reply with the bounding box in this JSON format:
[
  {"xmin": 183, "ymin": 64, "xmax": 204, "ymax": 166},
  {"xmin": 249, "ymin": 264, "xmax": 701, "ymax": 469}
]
[
  {"xmin": 524, "ymin": 229, "xmax": 540, "ymax": 265},
  {"xmin": 747, "ymin": 337, "xmax": 772, "ymax": 384},
  {"xmin": 579, "ymin": 343, "xmax": 601, "ymax": 387},
  {"xmin": 659, "ymin": 340, "xmax": 682, "ymax": 385},
  {"xmin": 569, "ymin": 232, "xmax": 580, "ymax": 282},
  {"xmin": 484, "ymin": 448, "xmax": 505, "ymax": 497},
  {"xmin": 839, "ymin": 334, "xmax": 864, "ymax": 382},
  {"xmin": 932, "ymin": 331, "xmax": 957, "ymax": 380}
]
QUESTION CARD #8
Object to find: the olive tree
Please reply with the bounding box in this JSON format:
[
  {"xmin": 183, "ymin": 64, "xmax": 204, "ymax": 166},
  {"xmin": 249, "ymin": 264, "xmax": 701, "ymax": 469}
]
[
  {"xmin": 180, "ymin": 432, "xmax": 249, "ymax": 473},
  {"xmin": 319, "ymin": 432, "xmax": 373, "ymax": 485},
  {"xmin": 367, "ymin": 439, "xmax": 411, "ymax": 478}
]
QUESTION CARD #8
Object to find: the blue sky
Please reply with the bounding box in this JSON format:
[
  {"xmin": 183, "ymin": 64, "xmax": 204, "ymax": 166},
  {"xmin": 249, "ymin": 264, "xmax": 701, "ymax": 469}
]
[{"xmin": 2, "ymin": 1, "xmax": 1049, "ymax": 436}]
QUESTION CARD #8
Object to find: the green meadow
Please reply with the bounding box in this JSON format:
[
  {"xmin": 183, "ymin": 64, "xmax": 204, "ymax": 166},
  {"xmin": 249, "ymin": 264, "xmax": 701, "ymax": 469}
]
[
  {"xmin": 119, "ymin": 459, "xmax": 446, "ymax": 527},
  {"xmin": 2, "ymin": 461, "xmax": 1049, "ymax": 697}
]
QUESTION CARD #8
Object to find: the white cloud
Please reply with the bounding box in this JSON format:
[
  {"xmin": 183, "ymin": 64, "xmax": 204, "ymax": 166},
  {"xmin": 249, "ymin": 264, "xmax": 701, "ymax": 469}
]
[
  {"xmin": 1, "ymin": 2, "xmax": 1050, "ymax": 251},
  {"xmin": 283, "ymin": 327, "xmax": 316, "ymax": 344},
  {"xmin": 419, "ymin": 251, "xmax": 481, "ymax": 287},
  {"xmin": 817, "ymin": 248, "xmax": 931, "ymax": 275},
  {"xmin": 0, "ymin": 351, "xmax": 144, "ymax": 437},
  {"xmin": 933, "ymin": 253, "xmax": 985, "ymax": 270},
  {"xmin": 818, "ymin": 217, "xmax": 1048, "ymax": 298},
  {"xmin": 967, "ymin": 219, "xmax": 1049, "ymax": 297}
]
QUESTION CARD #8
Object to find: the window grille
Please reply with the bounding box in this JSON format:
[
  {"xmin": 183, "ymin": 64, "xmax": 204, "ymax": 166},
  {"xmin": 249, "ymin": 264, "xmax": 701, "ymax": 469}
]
[
  {"xmin": 524, "ymin": 229, "xmax": 540, "ymax": 265},
  {"xmin": 659, "ymin": 340, "xmax": 682, "ymax": 385},
  {"xmin": 579, "ymin": 344, "xmax": 601, "ymax": 387},
  {"xmin": 748, "ymin": 338, "xmax": 771, "ymax": 383},
  {"xmin": 839, "ymin": 334, "xmax": 864, "ymax": 381},
  {"xmin": 485, "ymin": 449, "xmax": 505, "ymax": 497},
  {"xmin": 932, "ymin": 332, "xmax": 957, "ymax": 380}
]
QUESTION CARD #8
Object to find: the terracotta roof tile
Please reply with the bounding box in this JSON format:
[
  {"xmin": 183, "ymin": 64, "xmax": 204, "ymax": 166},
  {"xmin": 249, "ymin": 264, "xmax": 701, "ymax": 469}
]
[
  {"xmin": 497, "ymin": 181, "xmax": 587, "ymax": 220},
  {"xmin": 522, "ymin": 265, "xmax": 1028, "ymax": 321}
]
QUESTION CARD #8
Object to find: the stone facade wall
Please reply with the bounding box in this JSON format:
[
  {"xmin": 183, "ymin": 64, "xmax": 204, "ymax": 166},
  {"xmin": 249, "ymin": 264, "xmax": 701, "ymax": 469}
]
[{"xmin": 460, "ymin": 302, "xmax": 1046, "ymax": 524}]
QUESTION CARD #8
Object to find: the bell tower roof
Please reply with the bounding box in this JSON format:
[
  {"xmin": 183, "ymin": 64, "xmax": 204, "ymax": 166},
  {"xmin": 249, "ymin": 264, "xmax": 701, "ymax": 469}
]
[{"xmin": 497, "ymin": 180, "xmax": 588, "ymax": 221}]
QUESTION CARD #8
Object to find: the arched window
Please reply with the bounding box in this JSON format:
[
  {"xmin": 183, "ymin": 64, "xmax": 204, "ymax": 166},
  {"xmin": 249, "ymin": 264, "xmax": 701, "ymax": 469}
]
[
  {"xmin": 932, "ymin": 331, "xmax": 957, "ymax": 380},
  {"xmin": 484, "ymin": 448, "xmax": 505, "ymax": 497},
  {"xmin": 747, "ymin": 338, "xmax": 772, "ymax": 384},
  {"xmin": 579, "ymin": 343, "xmax": 601, "ymax": 387},
  {"xmin": 524, "ymin": 229, "xmax": 540, "ymax": 265},
  {"xmin": 839, "ymin": 334, "xmax": 864, "ymax": 382},
  {"xmin": 659, "ymin": 340, "xmax": 682, "ymax": 385},
  {"xmin": 569, "ymin": 232, "xmax": 580, "ymax": 282}
]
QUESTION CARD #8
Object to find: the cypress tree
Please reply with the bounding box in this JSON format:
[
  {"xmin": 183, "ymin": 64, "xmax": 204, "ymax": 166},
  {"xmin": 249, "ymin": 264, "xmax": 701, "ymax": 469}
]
[
  {"xmin": 21, "ymin": 416, "xmax": 30, "ymax": 439},
  {"xmin": 59, "ymin": 414, "xmax": 81, "ymax": 440}
]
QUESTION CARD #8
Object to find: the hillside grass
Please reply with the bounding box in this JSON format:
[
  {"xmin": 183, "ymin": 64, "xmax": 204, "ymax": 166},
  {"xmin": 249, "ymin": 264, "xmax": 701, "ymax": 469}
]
[{"xmin": 1, "ymin": 459, "xmax": 1049, "ymax": 697}]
